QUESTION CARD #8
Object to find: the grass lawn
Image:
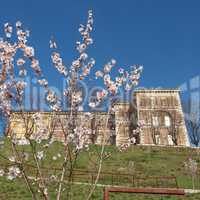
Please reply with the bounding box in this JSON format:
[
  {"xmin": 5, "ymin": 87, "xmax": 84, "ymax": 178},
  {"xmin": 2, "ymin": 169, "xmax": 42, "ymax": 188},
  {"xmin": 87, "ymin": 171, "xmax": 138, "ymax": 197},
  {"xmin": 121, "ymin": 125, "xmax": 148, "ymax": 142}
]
[
  {"xmin": 0, "ymin": 139, "xmax": 199, "ymax": 199},
  {"xmin": 0, "ymin": 178, "xmax": 199, "ymax": 200}
]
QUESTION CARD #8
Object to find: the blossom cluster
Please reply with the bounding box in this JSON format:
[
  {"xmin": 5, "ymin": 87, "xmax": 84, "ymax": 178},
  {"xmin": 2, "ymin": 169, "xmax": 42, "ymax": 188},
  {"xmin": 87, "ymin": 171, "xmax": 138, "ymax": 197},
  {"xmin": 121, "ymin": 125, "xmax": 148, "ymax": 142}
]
[
  {"xmin": 50, "ymin": 10, "xmax": 94, "ymax": 79},
  {"xmin": 90, "ymin": 63, "xmax": 143, "ymax": 108},
  {"xmin": 0, "ymin": 166, "xmax": 21, "ymax": 180},
  {"xmin": 65, "ymin": 113, "xmax": 92, "ymax": 151},
  {"xmin": 49, "ymin": 10, "xmax": 95, "ymax": 113},
  {"xmin": 0, "ymin": 21, "xmax": 53, "ymax": 116},
  {"xmin": 0, "ymin": 10, "xmax": 144, "ymax": 152},
  {"xmin": 51, "ymin": 52, "xmax": 67, "ymax": 76},
  {"xmin": 31, "ymin": 113, "xmax": 48, "ymax": 143},
  {"xmin": 184, "ymin": 158, "xmax": 198, "ymax": 176},
  {"xmin": 0, "ymin": 83, "xmax": 12, "ymax": 116},
  {"xmin": 1, "ymin": 20, "xmax": 65, "ymax": 116}
]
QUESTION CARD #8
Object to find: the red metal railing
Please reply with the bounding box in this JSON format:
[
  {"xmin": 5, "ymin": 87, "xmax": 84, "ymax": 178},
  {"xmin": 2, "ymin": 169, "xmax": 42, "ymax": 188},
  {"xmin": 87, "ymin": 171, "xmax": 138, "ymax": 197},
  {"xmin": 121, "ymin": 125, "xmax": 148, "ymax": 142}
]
[{"xmin": 103, "ymin": 187, "xmax": 185, "ymax": 200}]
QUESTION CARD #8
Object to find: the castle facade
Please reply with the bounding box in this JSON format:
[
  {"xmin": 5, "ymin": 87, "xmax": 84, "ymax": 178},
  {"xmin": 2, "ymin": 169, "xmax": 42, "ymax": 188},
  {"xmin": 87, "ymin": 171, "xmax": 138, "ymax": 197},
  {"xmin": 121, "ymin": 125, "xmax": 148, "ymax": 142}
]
[{"xmin": 7, "ymin": 89, "xmax": 190, "ymax": 147}]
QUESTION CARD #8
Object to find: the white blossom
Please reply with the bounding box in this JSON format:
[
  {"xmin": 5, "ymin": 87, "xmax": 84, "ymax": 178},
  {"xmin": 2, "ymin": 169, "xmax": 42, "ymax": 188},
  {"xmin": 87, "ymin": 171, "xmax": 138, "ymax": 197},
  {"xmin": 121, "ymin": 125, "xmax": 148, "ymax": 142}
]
[
  {"xmin": 77, "ymin": 43, "xmax": 86, "ymax": 53},
  {"xmin": 17, "ymin": 58, "xmax": 25, "ymax": 66},
  {"xmin": 23, "ymin": 152, "xmax": 29, "ymax": 161},
  {"xmin": 38, "ymin": 79, "xmax": 48, "ymax": 87},
  {"xmin": 50, "ymin": 103, "xmax": 61, "ymax": 111},
  {"xmin": 24, "ymin": 46, "xmax": 34, "ymax": 57},
  {"xmin": 95, "ymin": 71, "xmax": 104, "ymax": 79},
  {"xmin": 31, "ymin": 59, "xmax": 39, "ymax": 67},
  {"xmin": 80, "ymin": 52, "xmax": 88, "ymax": 60},
  {"xmin": 96, "ymin": 90, "xmax": 108, "ymax": 101},
  {"xmin": 89, "ymin": 102, "xmax": 96, "ymax": 108},
  {"xmin": 16, "ymin": 21, "xmax": 22, "ymax": 29},
  {"xmin": 57, "ymin": 153, "xmax": 61, "ymax": 158},
  {"xmin": 9, "ymin": 156, "xmax": 16, "ymax": 163},
  {"xmin": 125, "ymin": 83, "xmax": 131, "ymax": 91},
  {"xmin": 7, "ymin": 166, "xmax": 21, "ymax": 180},
  {"xmin": 16, "ymin": 80, "xmax": 27, "ymax": 90},
  {"xmin": 72, "ymin": 59, "xmax": 81, "ymax": 69},
  {"xmin": 111, "ymin": 59, "xmax": 116, "ymax": 65},
  {"xmin": 19, "ymin": 69, "xmax": 27, "ymax": 76},
  {"xmin": 51, "ymin": 52, "xmax": 67, "ymax": 75},
  {"xmin": 17, "ymin": 138, "xmax": 30, "ymax": 145},
  {"xmin": 72, "ymin": 91, "xmax": 82, "ymax": 104},
  {"xmin": 0, "ymin": 169, "xmax": 4, "ymax": 177},
  {"xmin": 44, "ymin": 188, "xmax": 48, "ymax": 196},
  {"xmin": 50, "ymin": 175, "xmax": 57, "ymax": 181},
  {"xmin": 46, "ymin": 90, "xmax": 57, "ymax": 104},
  {"xmin": 52, "ymin": 156, "xmax": 57, "ymax": 161},
  {"xmin": 78, "ymin": 106, "xmax": 84, "ymax": 111},
  {"xmin": 50, "ymin": 38, "xmax": 57, "ymax": 49},
  {"xmin": 118, "ymin": 68, "xmax": 124, "ymax": 74},
  {"xmin": 4, "ymin": 23, "xmax": 13, "ymax": 38},
  {"xmin": 36, "ymin": 151, "xmax": 44, "ymax": 160}
]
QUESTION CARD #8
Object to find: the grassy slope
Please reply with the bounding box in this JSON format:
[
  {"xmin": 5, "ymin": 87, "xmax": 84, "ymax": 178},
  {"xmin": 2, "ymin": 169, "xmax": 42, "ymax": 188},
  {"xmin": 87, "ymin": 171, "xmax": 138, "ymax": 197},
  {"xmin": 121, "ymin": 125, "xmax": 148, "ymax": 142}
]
[
  {"xmin": 0, "ymin": 178, "xmax": 199, "ymax": 200},
  {"xmin": 0, "ymin": 139, "xmax": 199, "ymax": 199}
]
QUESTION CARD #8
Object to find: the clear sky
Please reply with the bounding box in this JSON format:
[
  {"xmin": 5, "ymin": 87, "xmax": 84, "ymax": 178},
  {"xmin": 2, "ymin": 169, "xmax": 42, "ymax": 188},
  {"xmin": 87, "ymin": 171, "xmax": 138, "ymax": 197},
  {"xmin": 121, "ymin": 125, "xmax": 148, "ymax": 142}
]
[
  {"xmin": 0, "ymin": 0, "xmax": 200, "ymax": 91},
  {"xmin": 0, "ymin": 0, "xmax": 200, "ymax": 143}
]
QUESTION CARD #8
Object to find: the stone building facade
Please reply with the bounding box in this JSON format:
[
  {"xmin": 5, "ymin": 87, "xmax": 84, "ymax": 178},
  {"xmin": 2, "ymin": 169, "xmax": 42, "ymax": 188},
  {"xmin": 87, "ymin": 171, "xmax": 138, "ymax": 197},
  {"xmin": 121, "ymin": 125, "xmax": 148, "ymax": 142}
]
[
  {"xmin": 134, "ymin": 90, "xmax": 190, "ymax": 146},
  {"xmin": 7, "ymin": 112, "xmax": 111, "ymax": 145},
  {"xmin": 7, "ymin": 89, "xmax": 190, "ymax": 147}
]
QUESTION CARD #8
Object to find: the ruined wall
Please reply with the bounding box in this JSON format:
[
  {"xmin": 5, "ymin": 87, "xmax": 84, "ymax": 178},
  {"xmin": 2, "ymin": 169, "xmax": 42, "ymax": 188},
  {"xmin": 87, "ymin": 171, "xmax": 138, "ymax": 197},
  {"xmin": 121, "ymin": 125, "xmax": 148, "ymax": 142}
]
[
  {"xmin": 134, "ymin": 90, "xmax": 190, "ymax": 146},
  {"xmin": 8, "ymin": 89, "xmax": 190, "ymax": 147},
  {"xmin": 7, "ymin": 111, "xmax": 112, "ymax": 145},
  {"xmin": 114, "ymin": 103, "xmax": 131, "ymax": 146}
]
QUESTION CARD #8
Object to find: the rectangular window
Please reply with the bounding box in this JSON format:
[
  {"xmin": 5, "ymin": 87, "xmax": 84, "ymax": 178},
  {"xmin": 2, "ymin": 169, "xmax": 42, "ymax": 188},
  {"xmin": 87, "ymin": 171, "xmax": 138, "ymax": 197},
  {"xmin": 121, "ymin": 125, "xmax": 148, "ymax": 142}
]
[
  {"xmin": 168, "ymin": 135, "xmax": 173, "ymax": 145},
  {"xmin": 150, "ymin": 97, "xmax": 155, "ymax": 108},
  {"xmin": 155, "ymin": 135, "xmax": 160, "ymax": 144},
  {"xmin": 165, "ymin": 116, "xmax": 171, "ymax": 127},
  {"xmin": 152, "ymin": 116, "xmax": 159, "ymax": 127}
]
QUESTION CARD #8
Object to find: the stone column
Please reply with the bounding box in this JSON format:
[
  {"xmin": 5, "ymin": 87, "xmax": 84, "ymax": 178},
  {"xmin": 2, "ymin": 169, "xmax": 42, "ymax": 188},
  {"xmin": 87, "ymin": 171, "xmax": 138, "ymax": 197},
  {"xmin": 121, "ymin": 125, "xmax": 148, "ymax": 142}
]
[{"xmin": 114, "ymin": 103, "xmax": 130, "ymax": 146}]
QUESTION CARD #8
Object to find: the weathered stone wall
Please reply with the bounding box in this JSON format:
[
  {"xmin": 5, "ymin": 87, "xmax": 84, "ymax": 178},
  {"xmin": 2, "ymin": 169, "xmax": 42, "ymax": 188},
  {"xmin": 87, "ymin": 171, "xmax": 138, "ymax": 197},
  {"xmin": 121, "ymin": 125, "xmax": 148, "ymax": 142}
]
[
  {"xmin": 7, "ymin": 111, "xmax": 112, "ymax": 145},
  {"xmin": 114, "ymin": 103, "xmax": 131, "ymax": 146},
  {"xmin": 134, "ymin": 90, "xmax": 190, "ymax": 146},
  {"xmin": 7, "ymin": 89, "xmax": 190, "ymax": 147}
]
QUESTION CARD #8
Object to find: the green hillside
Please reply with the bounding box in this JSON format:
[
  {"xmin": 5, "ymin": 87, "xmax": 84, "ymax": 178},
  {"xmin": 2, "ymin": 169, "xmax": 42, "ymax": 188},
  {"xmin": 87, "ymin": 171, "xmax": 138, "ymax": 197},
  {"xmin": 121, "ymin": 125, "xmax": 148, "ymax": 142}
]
[{"xmin": 0, "ymin": 139, "xmax": 199, "ymax": 199}]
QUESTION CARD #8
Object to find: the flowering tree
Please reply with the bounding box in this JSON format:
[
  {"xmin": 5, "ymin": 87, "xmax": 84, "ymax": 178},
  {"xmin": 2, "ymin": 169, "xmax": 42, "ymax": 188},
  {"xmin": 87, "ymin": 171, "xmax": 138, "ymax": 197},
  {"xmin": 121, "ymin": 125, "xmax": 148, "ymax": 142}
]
[
  {"xmin": 0, "ymin": 10, "xmax": 143, "ymax": 199},
  {"xmin": 184, "ymin": 158, "xmax": 198, "ymax": 190}
]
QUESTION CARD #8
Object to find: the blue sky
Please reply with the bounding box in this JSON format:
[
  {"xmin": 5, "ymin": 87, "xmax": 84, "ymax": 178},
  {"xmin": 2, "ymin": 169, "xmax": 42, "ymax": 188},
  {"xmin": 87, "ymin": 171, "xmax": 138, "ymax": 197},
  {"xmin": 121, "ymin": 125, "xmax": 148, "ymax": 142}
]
[
  {"xmin": 0, "ymin": 0, "xmax": 200, "ymax": 143},
  {"xmin": 0, "ymin": 0, "xmax": 199, "ymax": 90}
]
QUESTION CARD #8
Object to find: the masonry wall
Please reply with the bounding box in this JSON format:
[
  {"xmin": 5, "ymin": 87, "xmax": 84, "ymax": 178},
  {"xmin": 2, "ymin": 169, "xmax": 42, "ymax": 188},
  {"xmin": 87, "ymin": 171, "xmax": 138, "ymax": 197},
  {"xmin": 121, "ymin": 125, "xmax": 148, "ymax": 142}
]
[
  {"xmin": 114, "ymin": 103, "xmax": 131, "ymax": 146},
  {"xmin": 135, "ymin": 90, "xmax": 190, "ymax": 146},
  {"xmin": 7, "ymin": 90, "xmax": 190, "ymax": 147},
  {"xmin": 7, "ymin": 112, "xmax": 112, "ymax": 145}
]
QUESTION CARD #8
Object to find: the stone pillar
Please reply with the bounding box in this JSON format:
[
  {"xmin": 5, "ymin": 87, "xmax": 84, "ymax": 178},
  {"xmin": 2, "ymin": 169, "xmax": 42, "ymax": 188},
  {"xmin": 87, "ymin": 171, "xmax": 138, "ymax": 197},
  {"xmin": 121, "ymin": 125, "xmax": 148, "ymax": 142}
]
[
  {"xmin": 114, "ymin": 103, "xmax": 130, "ymax": 146},
  {"xmin": 94, "ymin": 114, "xmax": 111, "ymax": 145}
]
